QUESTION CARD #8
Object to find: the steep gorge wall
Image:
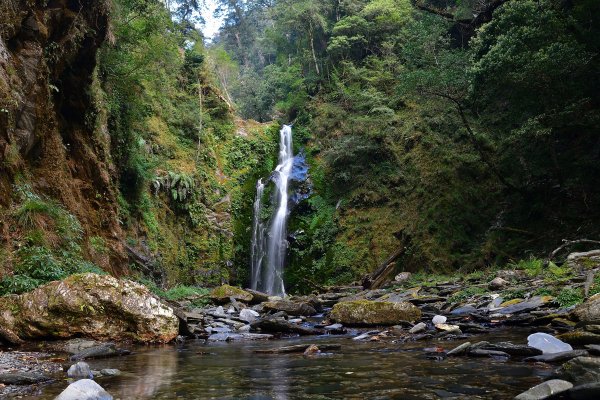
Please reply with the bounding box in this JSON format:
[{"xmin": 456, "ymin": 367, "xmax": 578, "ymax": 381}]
[{"xmin": 0, "ymin": 0, "xmax": 125, "ymax": 272}]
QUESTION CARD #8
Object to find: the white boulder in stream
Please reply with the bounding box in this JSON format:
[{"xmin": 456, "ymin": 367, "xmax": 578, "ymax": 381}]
[
  {"xmin": 55, "ymin": 379, "xmax": 112, "ymax": 400},
  {"xmin": 528, "ymin": 333, "xmax": 573, "ymax": 354},
  {"xmin": 432, "ymin": 315, "xmax": 447, "ymax": 325}
]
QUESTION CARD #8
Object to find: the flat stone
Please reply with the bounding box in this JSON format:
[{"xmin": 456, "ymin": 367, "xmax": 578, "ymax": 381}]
[
  {"xmin": 498, "ymin": 296, "xmax": 552, "ymax": 315},
  {"xmin": 210, "ymin": 285, "xmax": 253, "ymax": 304},
  {"xmin": 451, "ymin": 305, "xmax": 478, "ymax": 315},
  {"xmin": 99, "ymin": 369, "xmax": 120, "ymax": 376},
  {"xmin": 251, "ymin": 318, "xmax": 323, "ymax": 335},
  {"xmin": 70, "ymin": 344, "xmax": 130, "ymax": 361},
  {"xmin": 394, "ymin": 272, "xmax": 412, "ymax": 283},
  {"xmin": 435, "ymin": 323, "xmax": 461, "ymax": 334},
  {"xmin": 525, "ymin": 349, "xmax": 588, "ymax": 363},
  {"xmin": 239, "ymin": 309, "xmax": 260, "ymax": 322},
  {"xmin": 468, "ymin": 349, "xmax": 510, "ymax": 358},
  {"xmin": 432, "ymin": 315, "xmax": 447, "ymax": 324},
  {"xmin": 245, "ymin": 289, "xmax": 270, "ymax": 304},
  {"xmin": 55, "ymin": 379, "xmax": 113, "ymax": 400},
  {"xmin": 447, "ymin": 342, "xmax": 471, "ymax": 356},
  {"xmin": 482, "ymin": 342, "xmax": 542, "ymax": 357},
  {"xmin": 0, "ymin": 372, "xmax": 50, "ymax": 385},
  {"xmin": 514, "ymin": 379, "xmax": 573, "ymax": 400},
  {"xmin": 529, "ymin": 332, "xmax": 573, "ymax": 353}
]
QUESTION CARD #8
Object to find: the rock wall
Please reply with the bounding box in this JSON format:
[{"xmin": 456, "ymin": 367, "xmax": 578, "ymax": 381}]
[{"xmin": 0, "ymin": 0, "xmax": 126, "ymax": 271}]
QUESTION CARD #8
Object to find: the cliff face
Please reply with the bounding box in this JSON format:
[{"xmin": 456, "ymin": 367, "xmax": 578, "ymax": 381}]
[{"xmin": 0, "ymin": 0, "xmax": 126, "ymax": 272}]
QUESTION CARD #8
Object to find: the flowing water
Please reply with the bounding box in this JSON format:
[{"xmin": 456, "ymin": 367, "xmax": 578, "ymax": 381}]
[
  {"xmin": 250, "ymin": 179, "xmax": 266, "ymax": 292},
  {"xmin": 251, "ymin": 125, "xmax": 294, "ymax": 296},
  {"xmin": 31, "ymin": 329, "xmax": 551, "ymax": 399}
]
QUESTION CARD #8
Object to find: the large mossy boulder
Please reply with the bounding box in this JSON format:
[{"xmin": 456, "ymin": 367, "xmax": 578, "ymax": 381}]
[
  {"xmin": 330, "ymin": 300, "xmax": 421, "ymax": 326},
  {"xmin": 210, "ymin": 285, "xmax": 253, "ymax": 304},
  {"xmin": 0, "ymin": 273, "xmax": 178, "ymax": 344}
]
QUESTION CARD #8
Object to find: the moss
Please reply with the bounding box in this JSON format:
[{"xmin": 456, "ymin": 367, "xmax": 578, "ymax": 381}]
[
  {"xmin": 330, "ymin": 300, "xmax": 421, "ymax": 325},
  {"xmin": 209, "ymin": 284, "xmax": 252, "ymax": 303}
]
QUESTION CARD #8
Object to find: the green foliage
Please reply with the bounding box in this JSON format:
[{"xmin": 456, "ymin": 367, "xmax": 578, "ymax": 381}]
[{"xmin": 556, "ymin": 287, "xmax": 584, "ymax": 308}]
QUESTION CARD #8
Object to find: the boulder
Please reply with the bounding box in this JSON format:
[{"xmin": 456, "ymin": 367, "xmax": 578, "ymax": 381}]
[
  {"xmin": 239, "ymin": 309, "xmax": 260, "ymax": 323},
  {"xmin": 514, "ymin": 379, "xmax": 573, "ymax": 400},
  {"xmin": 528, "ymin": 332, "xmax": 573, "ymax": 354},
  {"xmin": 556, "ymin": 357, "xmax": 600, "ymax": 385},
  {"xmin": 251, "ymin": 317, "xmax": 323, "ymax": 335},
  {"xmin": 566, "ymin": 382, "xmax": 600, "ymax": 400},
  {"xmin": 210, "ymin": 285, "xmax": 253, "ymax": 304},
  {"xmin": 0, "ymin": 273, "xmax": 178, "ymax": 344},
  {"xmin": 55, "ymin": 379, "xmax": 113, "ymax": 400},
  {"xmin": 489, "ymin": 277, "xmax": 509, "ymax": 290},
  {"xmin": 557, "ymin": 330, "xmax": 600, "ymax": 345},
  {"xmin": 263, "ymin": 300, "xmax": 317, "ymax": 316},
  {"xmin": 572, "ymin": 294, "xmax": 600, "ymax": 325},
  {"xmin": 394, "ymin": 272, "xmax": 412, "ymax": 283},
  {"xmin": 245, "ymin": 289, "xmax": 270, "ymax": 304},
  {"xmin": 67, "ymin": 362, "xmax": 93, "ymax": 380},
  {"xmin": 330, "ymin": 300, "xmax": 421, "ymax": 326},
  {"xmin": 409, "ymin": 322, "xmax": 427, "ymax": 334}
]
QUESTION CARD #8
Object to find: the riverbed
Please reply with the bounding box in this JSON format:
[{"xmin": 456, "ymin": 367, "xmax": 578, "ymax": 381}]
[{"xmin": 28, "ymin": 328, "xmax": 551, "ymax": 399}]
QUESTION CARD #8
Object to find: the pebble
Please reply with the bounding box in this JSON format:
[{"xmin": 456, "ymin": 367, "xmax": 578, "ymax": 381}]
[{"xmin": 432, "ymin": 315, "xmax": 447, "ymax": 325}]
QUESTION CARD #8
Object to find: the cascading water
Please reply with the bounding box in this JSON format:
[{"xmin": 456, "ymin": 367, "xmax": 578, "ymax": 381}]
[
  {"xmin": 250, "ymin": 125, "xmax": 294, "ymax": 296},
  {"xmin": 250, "ymin": 179, "xmax": 265, "ymax": 291}
]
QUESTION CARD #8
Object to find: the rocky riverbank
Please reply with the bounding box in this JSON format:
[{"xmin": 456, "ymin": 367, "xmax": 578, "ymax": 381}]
[{"xmin": 1, "ymin": 251, "xmax": 600, "ymax": 398}]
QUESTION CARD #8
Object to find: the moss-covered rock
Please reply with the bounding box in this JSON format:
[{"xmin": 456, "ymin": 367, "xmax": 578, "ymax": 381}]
[
  {"xmin": 557, "ymin": 330, "xmax": 600, "ymax": 345},
  {"xmin": 572, "ymin": 293, "xmax": 600, "ymax": 324},
  {"xmin": 330, "ymin": 300, "xmax": 421, "ymax": 326},
  {"xmin": 0, "ymin": 273, "xmax": 178, "ymax": 344},
  {"xmin": 556, "ymin": 357, "xmax": 600, "ymax": 385},
  {"xmin": 210, "ymin": 285, "xmax": 253, "ymax": 304}
]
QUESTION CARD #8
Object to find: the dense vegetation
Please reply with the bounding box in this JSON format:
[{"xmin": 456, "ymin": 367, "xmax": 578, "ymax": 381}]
[
  {"xmin": 1, "ymin": 0, "xmax": 599, "ymax": 296},
  {"xmin": 211, "ymin": 0, "xmax": 600, "ymax": 291}
]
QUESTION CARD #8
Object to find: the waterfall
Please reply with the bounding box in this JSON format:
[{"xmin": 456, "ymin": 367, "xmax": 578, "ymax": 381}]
[
  {"xmin": 250, "ymin": 125, "xmax": 294, "ymax": 296},
  {"xmin": 250, "ymin": 179, "xmax": 265, "ymax": 291}
]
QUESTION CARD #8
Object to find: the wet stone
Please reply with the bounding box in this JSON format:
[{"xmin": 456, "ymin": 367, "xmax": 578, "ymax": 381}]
[
  {"xmin": 566, "ymin": 382, "xmax": 600, "ymax": 400},
  {"xmin": 409, "ymin": 322, "xmax": 427, "ymax": 334},
  {"xmin": 67, "ymin": 362, "xmax": 93, "ymax": 380},
  {"xmin": 0, "ymin": 372, "xmax": 50, "ymax": 385},
  {"xmin": 514, "ymin": 379, "xmax": 573, "ymax": 400},
  {"xmin": 468, "ymin": 349, "xmax": 510, "ymax": 359},
  {"xmin": 447, "ymin": 342, "xmax": 471, "ymax": 356},
  {"xmin": 524, "ymin": 350, "xmax": 588, "ymax": 363}
]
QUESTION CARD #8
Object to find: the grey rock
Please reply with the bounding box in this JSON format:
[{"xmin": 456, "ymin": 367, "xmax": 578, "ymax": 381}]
[
  {"xmin": 514, "ymin": 379, "xmax": 573, "ymax": 400},
  {"xmin": 447, "ymin": 342, "xmax": 471, "ymax": 356},
  {"xmin": 99, "ymin": 369, "xmax": 120, "ymax": 376},
  {"xmin": 584, "ymin": 344, "xmax": 600, "ymax": 356},
  {"xmin": 67, "ymin": 362, "xmax": 93, "ymax": 380},
  {"xmin": 70, "ymin": 344, "xmax": 130, "ymax": 361},
  {"xmin": 409, "ymin": 322, "xmax": 427, "ymax": 334},
  {"xmin": 239, "ymin": 308, "xmax": 260, "ymax": 322},
  {"xmin": 556, "ymin": 356, "xmax": 600, "ymax": 385},
  {"xmin": 451, "ymin": 305, "xmax": 478, "ymax": 315},
  {"xmin": 481, "ymin": 342, "xmax": 543, "ymax": 357},
  {"xmin": 567, "ymin": 382, "xmax": 600, "ymax": 400},
  {"xmin": 468, "ymin": 349, "xmax": 510, "ymax": 358},
  {"xmin": 489, "ymin": 277, "xmax": 509, "ymax": 290},
  {"xmin": 55, "ymin": 379, "xmax": 113, "ymax": 400},
  {"xmin": 251, "ymin": 318, "xmax": 323, "ymax": 335},
  {"xmin": 394, "ymin": 272, "xmax": 412, "ymax": 283},
  {"xmin": 0, "ymin": 372, "xmax": 50, "ymax": 385},
  {"xmin": 498, "ymin": 296, "xmax": 550, "ymax": 315},
  {"xmin": 525, "ymin": 349, "xmax": 588, "ymax": 363}
]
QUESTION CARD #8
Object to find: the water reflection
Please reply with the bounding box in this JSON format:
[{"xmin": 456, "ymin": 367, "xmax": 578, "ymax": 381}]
[{"xmin": 33, "ymin": 330, "xmax": 548, "ymax": 400}]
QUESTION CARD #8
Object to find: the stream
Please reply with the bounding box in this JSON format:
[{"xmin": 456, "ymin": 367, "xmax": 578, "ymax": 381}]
[{"xmin": 29, "ymin": 329, "xmax": 551, "ymax": 399}]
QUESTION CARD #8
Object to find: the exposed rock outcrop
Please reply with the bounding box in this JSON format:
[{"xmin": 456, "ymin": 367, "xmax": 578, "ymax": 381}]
[
  {"xmin": 0, "ymin": 273, "xmax": 178, "ymax": 344},
  {"xmin": 0, "ymin": 0, "xmax": 125, "ymax": 269}
]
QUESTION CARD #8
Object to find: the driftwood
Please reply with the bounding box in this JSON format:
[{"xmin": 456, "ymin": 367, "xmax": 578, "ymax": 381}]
[
  {"xmin": 362, "ymin": 246, "xmax": 406, "ymax": 290},
  {"xmin": 545, "ymin": 239, "xmax": 600, "ymax": 265}
]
